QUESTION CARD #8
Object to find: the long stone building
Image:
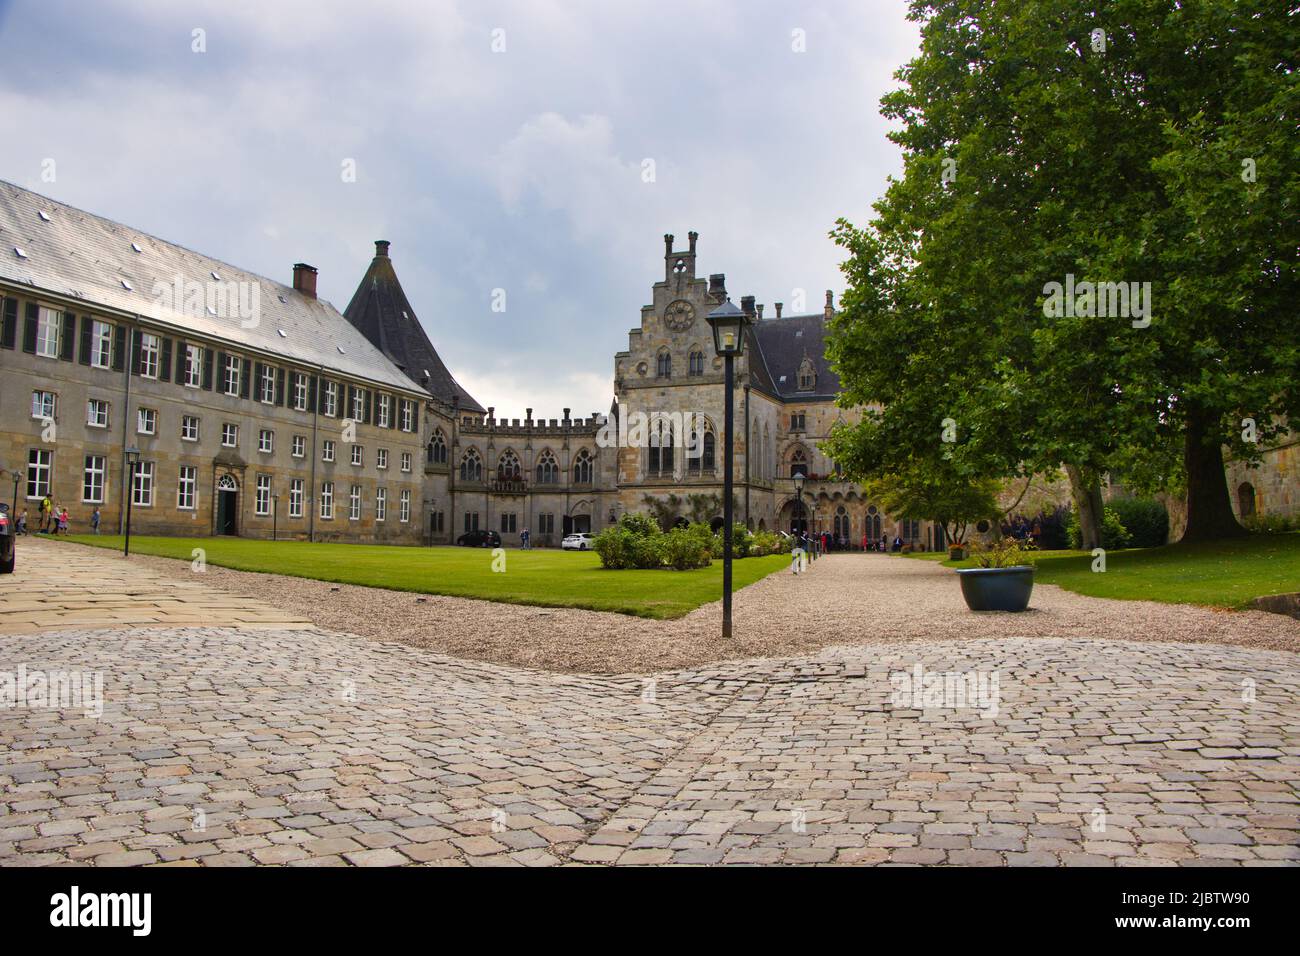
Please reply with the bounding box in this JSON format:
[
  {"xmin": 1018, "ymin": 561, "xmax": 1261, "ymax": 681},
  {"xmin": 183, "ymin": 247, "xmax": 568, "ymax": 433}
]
[{"xmin": 3, "ymin": 181, "xmax": 1291, "ymax": 547}]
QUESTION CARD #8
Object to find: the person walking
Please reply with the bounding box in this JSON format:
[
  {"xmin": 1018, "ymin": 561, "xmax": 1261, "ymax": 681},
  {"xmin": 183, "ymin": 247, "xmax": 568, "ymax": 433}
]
[
  {"xmin": 57, "ymin": 508, "xmax": 69, "ymax": 535},
  {"xmin": 17, "ymin": 509, "xmax": 28, "ymax": 535},
  {"xmin": 520, "ymin": 527, "xmax": 530, "ymax": 550},
  {"xmin": 39, "ymin": 494, "xmax": 52, "ymax": 533},
  {"xmin": 91, "ymin": 507, "xmax": 101, "ymax": 534}
]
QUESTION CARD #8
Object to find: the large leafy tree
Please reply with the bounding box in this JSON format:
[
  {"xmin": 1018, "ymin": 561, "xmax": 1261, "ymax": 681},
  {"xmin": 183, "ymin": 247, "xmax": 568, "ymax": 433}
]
[{"xmin": 825, "ymin": 0, "xmax": 1298, "ymax": 544}]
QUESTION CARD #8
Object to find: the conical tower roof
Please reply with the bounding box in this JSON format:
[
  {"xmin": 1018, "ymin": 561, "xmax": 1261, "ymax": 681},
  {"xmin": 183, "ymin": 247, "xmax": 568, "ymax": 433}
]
[{"xmin": 342, "ymin": 240, "xmax": 484, "ymax": 413}]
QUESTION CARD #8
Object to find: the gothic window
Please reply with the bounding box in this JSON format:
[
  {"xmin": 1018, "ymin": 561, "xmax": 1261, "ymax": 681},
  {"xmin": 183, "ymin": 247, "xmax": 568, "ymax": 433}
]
[
  {"xmin": 1237, "ymin": 483, "xmax": 1256, "ymax": 518},
  {"xmin": 573, "ymin": 449, "xmax": 594, "ymax": 484},
  {"xmin": 535, "ymin": 450, "xmax": 559, "ymax": 484},
  {"xmin": 687, "ymin": 419, "xmax": 716, "ymax": 475},
  {"xmin": 459, "ymin": 448, "xmax": 482, "ymax": 482},
  {"xmin": 791, "ymin": 412, "xmax": 806, "ymax": 431},
  {"xmin": 834, "ymin": 505, "xmax": 850, "ymax": 541},
  {"xmin": 790, "ymin": 447, "xmax": 808, "ymax": 478},
  {"xmin": 648, "ymin": 418, "xmax": 674, "ymax": 476},
  {"xmin": 497, "ymin": 450, "xmax": 521, "ymax": 481},
  {"xmin": 656, "ymin": 350, "xmax": 672, "ymax": 379},
  {"xmin": 797, "ymin": 357, "xmax": 816, "ymax": 391},
  {"xmin": 427, "ymin": 430, "xmax": 447, "ymax": 465},
  {"xmin": 688, "ymin": 350, "xmax": 705, "ymax": 376}
]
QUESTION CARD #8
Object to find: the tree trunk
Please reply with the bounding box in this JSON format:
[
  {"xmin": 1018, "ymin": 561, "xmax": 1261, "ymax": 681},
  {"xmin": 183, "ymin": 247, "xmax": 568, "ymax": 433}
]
[
  {"xmin": 1181, "ymin": 407, "xmax": 1247, "ymax": 542},
  {"xmin": 1064, "ymin": 463, "xmax": 1104, "ymax": 550}
]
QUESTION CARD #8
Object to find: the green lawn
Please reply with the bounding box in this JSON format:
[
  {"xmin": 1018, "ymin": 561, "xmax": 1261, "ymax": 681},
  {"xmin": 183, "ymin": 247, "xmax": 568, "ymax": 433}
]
[
  {"xmin": 59, "ymin": 535, "xmax": 790, "ymax": 619},
  {"xmin": 902, "ymin": 533, "xmax": 1300, "ymax": 608}
]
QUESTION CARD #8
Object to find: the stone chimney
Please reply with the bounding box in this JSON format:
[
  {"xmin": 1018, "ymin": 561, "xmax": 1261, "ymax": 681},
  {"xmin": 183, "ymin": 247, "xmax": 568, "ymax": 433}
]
[
  {"xmin": 756, "ymin": 304, "xmax": 764, "ymax": 319},
  {"xmin": 740, "ymin": 295, "xmax": 756, "ymax": 317},
  {"xmin": 374, "ymin": 240, "xmax": 390, "ymax": 258},
  {"xmin": 708, "ymin": 273, "xmax": 727, "ymax": 299},
  {"xmin": 824, "ymin": 290, "xmax": 835, "ymax": 318},
  {"xmin": 663, "ymin": 234, "xmax": 674, "ymax": 256},
  {"xmin": 775, "ymin": 302, "xmax": 783, "ymax": 318},
  {"xmin": 688, "ymin": 231, "xmax": 698, "ymax": 254},
  {"xmin": 292, "ymin": 263, "xmax": 318, "ymax": 299},
  {"xmin": 563, "ymin": 407, "xmax": 571, "ymax": 424}
]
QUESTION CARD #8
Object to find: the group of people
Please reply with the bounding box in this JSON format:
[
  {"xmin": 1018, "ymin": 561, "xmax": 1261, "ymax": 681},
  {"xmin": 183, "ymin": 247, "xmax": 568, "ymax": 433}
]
[
  {"xmin": 1002, "ymin": 515, "xmax": 1043, "ymax": 547},
  {"xmin": 12, "ymin": 496, "xmax": 101, "ymax": 536},
  {"xmin": 862, "ymin": 534, "xmax": 905, "ymax": 552}
]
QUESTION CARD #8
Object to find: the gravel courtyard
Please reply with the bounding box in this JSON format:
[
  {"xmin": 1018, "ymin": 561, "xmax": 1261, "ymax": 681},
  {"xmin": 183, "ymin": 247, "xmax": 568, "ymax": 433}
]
[{"xmin": 120, "ymin": 542, "xmax": 1300, "ymax": 673}]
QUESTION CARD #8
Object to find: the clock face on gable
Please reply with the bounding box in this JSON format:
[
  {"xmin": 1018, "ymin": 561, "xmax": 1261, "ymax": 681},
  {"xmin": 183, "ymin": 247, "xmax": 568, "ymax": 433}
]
[{"xmin": 663, "ymin": 299, "xmax": 696, "ymax": 332}]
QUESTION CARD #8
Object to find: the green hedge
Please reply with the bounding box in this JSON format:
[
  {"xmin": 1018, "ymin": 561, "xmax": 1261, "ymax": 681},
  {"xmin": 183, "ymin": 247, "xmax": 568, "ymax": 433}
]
[
  {"xmin": 1108, "ymin": 497, "xmax": 1169, "ymax": 547},
  {"xmin": 1067, "ymin": 506, "xmax": 1132, "ymax": 550},
  {"xmin": 593, "ymin": 516, "xmax": 788, "ymax": 570}
]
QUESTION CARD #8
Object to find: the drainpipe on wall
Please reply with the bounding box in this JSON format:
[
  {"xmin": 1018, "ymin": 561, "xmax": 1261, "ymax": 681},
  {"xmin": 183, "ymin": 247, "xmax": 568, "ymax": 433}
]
[
  {"xmin": 118, "ymin": 325, "xmax": 136, "ymax": 534},
  {"xmin": 308, "ymin": 364, "xmax": 322, "ymax": 543}
]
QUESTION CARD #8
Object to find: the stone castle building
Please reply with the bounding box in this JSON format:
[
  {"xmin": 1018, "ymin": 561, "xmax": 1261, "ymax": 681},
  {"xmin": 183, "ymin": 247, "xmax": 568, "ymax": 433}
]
[{"xmin": 2, "ymin": 181, "xmax": 1292, "ymax": 547}]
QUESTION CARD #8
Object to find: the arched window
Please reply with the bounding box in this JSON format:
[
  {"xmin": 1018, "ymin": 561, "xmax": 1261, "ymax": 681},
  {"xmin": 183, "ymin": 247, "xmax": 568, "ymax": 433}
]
[
  {"xmin": 688, "ymin": 350, "xmax": 705, "ymax": 376},
  {"xmin": 656, "ymin": 350, "xmax": 672, "ymax": 379},
  {"xmin": 648, "ymin": 418, "xmax": 674, "ymax": 476},
  {"xmin": 217, "ymin": 474, "xmax": 238, "ymax": 492},
  {"xmin": 497, "ymin": 450, "xmax": 521, "ymax": 481},
  {"xmin": 535, "ymin": 450, "xmax": 559, "ymax": 484},
  {"xmin": 834, "ymin": 505, "xmax": 850, "ymax": 541},
  {"xmin": 427, "ymin": 430, "xmax": 447, "ymax": 465},
  {"xmin": 790, "ymin": 447, "xmax": 808, "ymax": 478},
  {"xmin": 764, "ymin": 423, "xmax": 772, "ymax": 480},
  {"xmin": 688, "ymin": 419, "xmax": 716, "ymax": 475},
  {"xmin": 573, "ymin": 449, "xmax": 594, "ymax": 484},
  {"xmin": 1238, "ymin": 482, "xmax": 1257, "ymax": 518},
  {"xmin": 459, "ymin": 448, "xmax": 482, "ymax": 482}
]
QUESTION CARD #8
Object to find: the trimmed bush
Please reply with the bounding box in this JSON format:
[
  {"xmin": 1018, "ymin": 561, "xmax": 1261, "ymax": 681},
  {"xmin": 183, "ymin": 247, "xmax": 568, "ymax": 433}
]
[
  {"xmin": 663, "ymin": 527, "xmax": 713, "ymax": 570},
  {"xmin": 618, "ymin": 512, "xmax": 662, "ymax": 537},
  {"xmin": 631, "ymin": 533, "xmax": 667, "ymax": 569},
  {"xmin": 593, "ymin": 527, "xmax": 635, "ymax": 569},
  {"xmin": 1108, "ymin": 497, "xmax": 1169, "ymax": 548}
]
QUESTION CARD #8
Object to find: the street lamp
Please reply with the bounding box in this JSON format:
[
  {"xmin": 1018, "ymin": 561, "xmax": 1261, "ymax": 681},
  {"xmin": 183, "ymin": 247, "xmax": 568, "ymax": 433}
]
[
  {"xmin": 123, "ymin": 446, "xmax": 140, "ymax": 557},
  {"xmin": 706, "ymin": 298, "xmax": 750, "ymax": 640},
  {"xmin": 793, "ymin": 471, "xmax": 805, "ymax": 537}
]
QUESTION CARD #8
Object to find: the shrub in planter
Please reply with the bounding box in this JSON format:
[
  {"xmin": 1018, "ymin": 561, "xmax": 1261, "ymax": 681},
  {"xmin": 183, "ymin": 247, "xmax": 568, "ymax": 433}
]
[
  {"xmin": 1108, "ymin": 497, "xmax": 1169, "ymax": 548},
  {"xmin": 1067, "ymin": 507, "xmax": 1132, "ymax": 550},
  {"xmin": 948, "ymin": 544, "xmax": 967, "ymax": 561},
  {"xmin": 956, "ymin": 537, "xmax": 1036, "ymax": 611}
]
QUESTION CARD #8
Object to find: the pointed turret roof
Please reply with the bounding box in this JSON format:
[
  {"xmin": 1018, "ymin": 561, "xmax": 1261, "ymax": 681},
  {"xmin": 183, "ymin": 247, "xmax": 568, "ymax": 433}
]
[{"xmin": 342, "ymin": 241, "xmax": 484, "ymax": 413}]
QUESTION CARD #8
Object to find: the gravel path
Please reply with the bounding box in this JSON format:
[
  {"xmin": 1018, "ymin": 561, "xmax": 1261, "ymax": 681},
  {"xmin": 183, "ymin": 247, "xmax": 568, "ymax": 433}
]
[{"xmin": 123, "ymin": 549, "xmax": 1300, "ymax": 674}]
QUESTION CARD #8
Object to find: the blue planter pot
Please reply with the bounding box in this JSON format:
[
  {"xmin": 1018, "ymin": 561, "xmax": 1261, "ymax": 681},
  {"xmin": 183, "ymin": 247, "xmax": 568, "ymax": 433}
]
[{"xmin": 955, "ymin": 566, "xmax": 1034, "ymax": 612}]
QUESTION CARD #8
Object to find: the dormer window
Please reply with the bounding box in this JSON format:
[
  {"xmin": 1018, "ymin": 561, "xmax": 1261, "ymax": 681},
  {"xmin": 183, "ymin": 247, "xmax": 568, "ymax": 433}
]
[{"xmin": 797, "ymin": 357, "xmax": 816, "ymax": 391}]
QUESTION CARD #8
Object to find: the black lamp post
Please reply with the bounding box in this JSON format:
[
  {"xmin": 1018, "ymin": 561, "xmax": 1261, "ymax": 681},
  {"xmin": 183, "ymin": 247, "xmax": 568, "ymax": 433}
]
[
  {"xmin": 272, "ymin": 494, "xmax": 280, "ymax": 542},
  {"xmin": 706, "ymin": 298, "xmax": 750, "ymax": 639},
  {"xmin": 123, "ymin": 446, "xmax": 140, "ymax": 557},
  {"xmin": 793, "ymin": 471, "xmax": 805, "ymax": 537}
]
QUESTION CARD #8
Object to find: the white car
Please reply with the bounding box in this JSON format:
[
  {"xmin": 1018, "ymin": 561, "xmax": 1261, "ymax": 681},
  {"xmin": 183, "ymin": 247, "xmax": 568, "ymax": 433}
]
[{"xmin": 562, "ymin": 532, "xmax": 594, "ymax": 551}]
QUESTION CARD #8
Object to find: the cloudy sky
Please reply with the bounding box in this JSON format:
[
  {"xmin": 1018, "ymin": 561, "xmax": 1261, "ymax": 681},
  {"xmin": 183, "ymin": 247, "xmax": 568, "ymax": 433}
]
[{"xmin": 0, "ymin": 0, "xmax": 919, "ymax": 418}]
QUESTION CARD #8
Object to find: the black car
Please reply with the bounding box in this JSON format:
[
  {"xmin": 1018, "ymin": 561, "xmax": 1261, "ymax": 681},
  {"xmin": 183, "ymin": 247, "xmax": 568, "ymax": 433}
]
[
  {"xmin": 456, "ymin": 529, "xmax": 502, "ymax": 548},
  {"xmin": 0, "ymin": 503, "xmax": 14, "ymax": 574}
]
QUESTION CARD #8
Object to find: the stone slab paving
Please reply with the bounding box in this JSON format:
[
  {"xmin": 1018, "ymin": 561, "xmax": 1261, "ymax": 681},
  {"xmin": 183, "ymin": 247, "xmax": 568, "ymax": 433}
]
[
  {"xmin": 1, "ymin": 623, "xmax": 1296, "ymax": 866},
  {"xmin": 0, "ymin": 539, "xmax": 311, "ymax": 634}
]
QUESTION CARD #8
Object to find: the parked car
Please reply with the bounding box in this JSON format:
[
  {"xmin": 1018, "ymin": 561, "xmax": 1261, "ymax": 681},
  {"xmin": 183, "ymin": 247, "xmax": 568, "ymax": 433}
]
[
  {"xmin": 0, "ymin": 504, "xmax": 14, "ymax": 574},
  {"xmin": 561, "ymin": 532, "xmax": 594, "ymax": 551},
  {"xmin": 456, "ymin": 529, "xmax": 501, "ymax": 548}
]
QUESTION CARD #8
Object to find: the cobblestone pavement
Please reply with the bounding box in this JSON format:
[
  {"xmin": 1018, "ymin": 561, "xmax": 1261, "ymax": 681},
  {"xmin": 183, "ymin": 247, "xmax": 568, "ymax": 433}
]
[{"xmin": 2, "ymin": 624, "xmax": 1297, "ymax": 866}]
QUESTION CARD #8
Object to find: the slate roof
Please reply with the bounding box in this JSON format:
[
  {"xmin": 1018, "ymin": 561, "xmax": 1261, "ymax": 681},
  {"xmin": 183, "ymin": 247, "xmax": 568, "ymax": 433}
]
[
  {"xmin": 0, "ymin": 180, "xmax": 423, "ymax": 394},
  {"xmin": 750, "ymin": 311, "xmax": 841, "ymax": 400},
  {"xmin": 342, "ymin": 243, "xmax": 484, "ymax": 413}
]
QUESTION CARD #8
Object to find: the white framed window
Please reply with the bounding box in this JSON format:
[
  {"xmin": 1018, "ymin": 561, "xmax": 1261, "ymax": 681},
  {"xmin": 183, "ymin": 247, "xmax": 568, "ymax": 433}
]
[
  {"xmin": 223, "ymin": 354, "xmax": 241, "ymax": 395},
  {"xmin": 323, "ymin": 382, "xmax": 337, "ymax": 417},
  {"xmin": 183, "ymin": 344, "xmax": 202, "ymax": 388},
  {"xmin": 137, "ymin": 407, "xmax": 157, "ymax": 435},
  {"xmin": 26, "ymin": 449, "xmax": 52, "ymax": 499},
  {"xmin": 87, "ymin": 399, "xmax": 110, "ymax": 429},
  {"xmin": 319, "ymin": 482, "xmax": 334, "ymax": 519},
  {"xmin": 139, "ymin": 333, "xmax": 160, "ymax": 378},
  {"xmin": 31, "ymin": 390, "xmax": 55, "ymax": 419},
  {"xmin": 400, "ymin": 452, "xmax": 411, "ymax": 473},
  {"xmin": 378, "ymin": 394, "xmax": 391, "ymax": 428},
  {"xmin": 91, "ymin": 320, "xmax": 113, "ymax": 369},
  {"xmin": 377, "ymin": 448, "xmax": 388, "ymax": 470},
  {"xmin": 349, "ymin": 484, "xmax": 361, "ymax": 520},
  {"xmin": 399, "ymin": 489, "xmax": 411, "ymax": 523},
  {"xmin": 289, "ymin": 478, "xmax": 304, "ymax": 518},
  {"xmin": 132, "ymin": 460, "xmax": 155, "ymax": 507},
  {"xmin": 351, "ymin": 445, "xmax": 363, "ymax": 466},
  {"xmin": 293, "ymin": 373, "xmax": 308, "ymax": 411},
  {"xmin": 181, "ymin": 415, "xmax": 200, "ymax": 442},
  {"xmin": 35, "ymin": 307, "xmax": 61, "ymax": 358},
  {"xmin": 177, "ymin": 466, "xmax": 197, "ymax": 510},
  {"xmin": 375, "ymin": 488, "xmax": 387, "ymax": 522},
  {"xmin": 221, "ymin": 423, "xmax": 238, "ymax": 448},
  {"xmin": 259, "ymin": 364, "xmax": 276, "ymax": 404},
  {"xmin": 400, "ymin": 400, "xmax": 414, "ymax": 432},
  {"xmin": 351, "ymin": 387, "xmax": 366, "ymax": 421},
  {"xmin": 82, "ymin": 455, "xmax": 105, "ymax": 504},
  {"xmin": 292, "ymin": 435, "xmax": 305, "ymax": 458},
  {"xmin": 322, "ymin": 440, "xmax": 335, "ymax": 462},
  {"xmin": 255, "ymin": 474, "xmax": 272, "ymax": 515},
  {"xmin": 258, "ymin": 429, "xmax": 274, "ymax": 454}
]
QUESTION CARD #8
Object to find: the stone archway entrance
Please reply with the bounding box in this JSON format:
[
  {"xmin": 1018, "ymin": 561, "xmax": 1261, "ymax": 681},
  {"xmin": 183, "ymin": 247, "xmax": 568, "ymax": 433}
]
[{"xmin": 216, "ymin": 474, "xmax": 238, "ymax": 535}]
